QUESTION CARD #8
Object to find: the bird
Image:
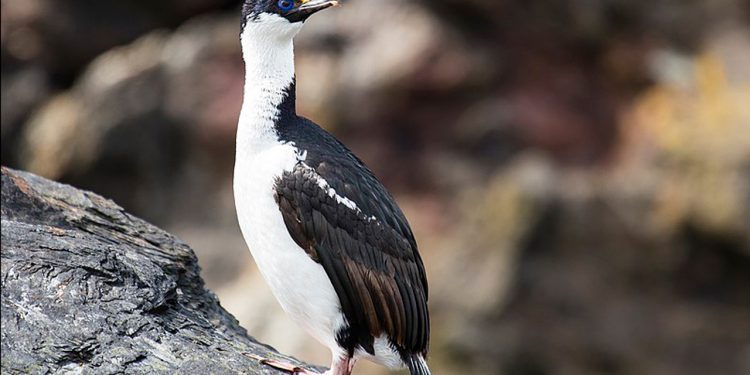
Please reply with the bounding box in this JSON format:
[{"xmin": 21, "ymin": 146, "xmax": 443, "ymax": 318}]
[{"xmin": 232, "ymin": 0, "xmax": 431, "ymax": 374}]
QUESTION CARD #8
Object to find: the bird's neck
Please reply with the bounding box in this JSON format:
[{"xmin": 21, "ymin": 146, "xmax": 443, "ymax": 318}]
[{"xmin": 237, "ymin": 29, "xmax": 298, "ymax": 157}]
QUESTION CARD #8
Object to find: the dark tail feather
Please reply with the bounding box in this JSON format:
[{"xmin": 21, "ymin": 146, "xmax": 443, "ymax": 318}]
[{"xmin": 407, "ymin": 355, "xmax": 431, "ymax": 375}]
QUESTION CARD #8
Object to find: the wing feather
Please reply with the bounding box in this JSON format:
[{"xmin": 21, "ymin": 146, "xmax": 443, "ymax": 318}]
[{"xmin": 274, "ymin": 160, "xmax": 429, "ymax": 356}]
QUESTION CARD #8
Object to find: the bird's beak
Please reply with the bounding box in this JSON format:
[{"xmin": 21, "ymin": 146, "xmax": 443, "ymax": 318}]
[{"xmin": 292, "ymin": 0, "xmax": 339, "ymax": 17}]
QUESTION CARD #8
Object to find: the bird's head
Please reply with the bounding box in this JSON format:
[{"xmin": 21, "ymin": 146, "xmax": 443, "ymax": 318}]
[{"xmin": 241, "ymin": 0, "xmax": 339, "ymax": 40}]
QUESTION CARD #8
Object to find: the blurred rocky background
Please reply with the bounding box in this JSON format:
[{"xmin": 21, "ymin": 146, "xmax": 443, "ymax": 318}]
[{"xmin": 2, "ymin": 0, "xmax": 749, "ymax": 374}]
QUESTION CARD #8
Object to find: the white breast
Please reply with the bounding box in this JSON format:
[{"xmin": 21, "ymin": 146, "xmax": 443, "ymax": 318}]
[{"xmin": 233, "ymin": 142, "xmax": 345, "ymax": 353}]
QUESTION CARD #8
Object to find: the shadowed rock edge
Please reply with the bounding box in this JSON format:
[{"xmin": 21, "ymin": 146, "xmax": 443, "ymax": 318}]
[{"xmin": 0, "ymin": 167, "xmax": 320, "ymax": 374}]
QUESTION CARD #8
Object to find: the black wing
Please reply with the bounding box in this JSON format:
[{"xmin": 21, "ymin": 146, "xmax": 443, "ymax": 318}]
[{"xmin": 273, "ymin": 122, "xmax": 429, "ymax": 357}]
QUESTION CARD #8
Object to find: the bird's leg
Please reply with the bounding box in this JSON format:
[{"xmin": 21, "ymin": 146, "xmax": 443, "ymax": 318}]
[
  {"xmin": 243, "ymin": 352, "xmax": 320, "ymax": 374},
  {"xmin": 324, "ymin": 354, "xmax": 355, "ymax": 375},
  {"xmin": 346, "ymin": 357, "xmax": 357, "ymax": 374}
]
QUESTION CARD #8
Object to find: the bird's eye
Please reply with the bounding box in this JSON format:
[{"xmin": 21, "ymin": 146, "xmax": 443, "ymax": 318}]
[{"xmin": 277, "ymin": 0, "xmax": 294, "ymax": 11}]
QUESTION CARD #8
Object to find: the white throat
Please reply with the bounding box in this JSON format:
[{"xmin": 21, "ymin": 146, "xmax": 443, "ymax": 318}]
[{"xmin": 236, "ymin": 14, "xmax": 302, "ymax": 158}]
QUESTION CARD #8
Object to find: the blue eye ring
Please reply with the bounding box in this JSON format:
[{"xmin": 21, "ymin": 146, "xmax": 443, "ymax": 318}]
[{"xmin": 277, "ymin": 0, "xmax": 294, "ymax": 12}]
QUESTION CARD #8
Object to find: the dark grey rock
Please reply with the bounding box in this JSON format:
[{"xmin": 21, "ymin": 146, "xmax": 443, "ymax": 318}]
[{"xmin": 0, "ymin": 167, "xmax": 316, "ymax": 374}]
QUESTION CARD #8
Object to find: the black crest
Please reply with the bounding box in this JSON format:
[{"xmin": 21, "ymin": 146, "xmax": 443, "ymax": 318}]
[{"xmin": 241, "ymin": 0, "xmax": 320, "ymax": 31}]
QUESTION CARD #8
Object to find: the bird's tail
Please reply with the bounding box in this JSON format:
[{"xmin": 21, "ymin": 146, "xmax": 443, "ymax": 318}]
[{"xmin": 406, "ymin": 355, "xmax": 431, "ymax": 375}]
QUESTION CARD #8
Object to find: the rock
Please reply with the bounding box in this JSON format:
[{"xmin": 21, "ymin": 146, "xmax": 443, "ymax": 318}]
[{"xmin": 0, "ymin": 167, "xmax": 317, "ymax": 374}]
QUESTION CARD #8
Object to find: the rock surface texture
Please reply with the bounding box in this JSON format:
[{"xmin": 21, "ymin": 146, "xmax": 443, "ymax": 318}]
[{"xmin": 0, "ymin": 167, "xmax": 311, "ymax": 374}]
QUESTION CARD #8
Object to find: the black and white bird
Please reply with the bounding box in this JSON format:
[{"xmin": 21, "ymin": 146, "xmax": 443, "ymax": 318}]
[{"xmin": 233, "ymin": 1, "xmax": 431, "ymax": 375}]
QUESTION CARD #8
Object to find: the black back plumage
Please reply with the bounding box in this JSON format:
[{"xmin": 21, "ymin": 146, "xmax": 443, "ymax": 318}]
[{"xmin": 272, "ymin": 83, "xmax": 430, "ymax": 359}]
